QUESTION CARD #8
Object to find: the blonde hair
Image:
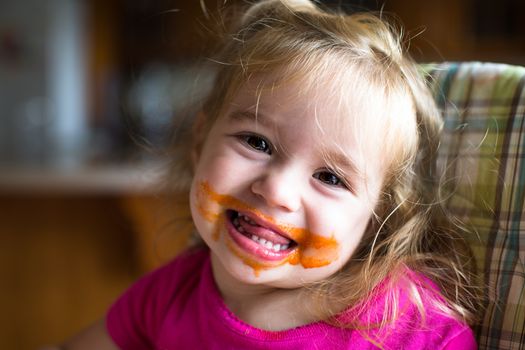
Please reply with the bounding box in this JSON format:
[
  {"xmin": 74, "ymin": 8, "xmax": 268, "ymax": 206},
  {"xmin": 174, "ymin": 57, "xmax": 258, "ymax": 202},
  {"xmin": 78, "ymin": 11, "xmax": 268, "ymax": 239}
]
[{"xmin": 172, "ymin": 0, "xmax": 481, "ymax": 337}]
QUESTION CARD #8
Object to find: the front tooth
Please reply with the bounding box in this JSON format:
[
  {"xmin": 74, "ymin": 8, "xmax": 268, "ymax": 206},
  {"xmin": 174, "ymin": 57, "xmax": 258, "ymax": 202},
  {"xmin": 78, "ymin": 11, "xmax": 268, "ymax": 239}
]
[
  {"xmin": 264, "ymin": 241, "xmax": 274, "ymax": 249},
  {"xmin": 259, "ymin": 238, "xmax": 267, "ymax": 245},
  {"xmin": 280, "ymin": 244, "xmax": 289, "ymax": 251}
]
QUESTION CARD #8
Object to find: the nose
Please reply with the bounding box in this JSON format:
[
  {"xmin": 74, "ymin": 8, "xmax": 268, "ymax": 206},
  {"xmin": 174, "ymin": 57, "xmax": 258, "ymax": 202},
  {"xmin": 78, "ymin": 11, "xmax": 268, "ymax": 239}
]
[{"xmin": 250, "ymin": 167, "xmax": 302, "ymax": 212}]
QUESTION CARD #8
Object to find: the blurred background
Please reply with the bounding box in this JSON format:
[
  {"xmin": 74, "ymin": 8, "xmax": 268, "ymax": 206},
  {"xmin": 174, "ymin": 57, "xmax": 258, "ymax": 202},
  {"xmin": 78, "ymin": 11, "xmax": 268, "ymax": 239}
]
[{"xmin": 0, "ymin": 0, "xmax": 523, "ymax": 348}]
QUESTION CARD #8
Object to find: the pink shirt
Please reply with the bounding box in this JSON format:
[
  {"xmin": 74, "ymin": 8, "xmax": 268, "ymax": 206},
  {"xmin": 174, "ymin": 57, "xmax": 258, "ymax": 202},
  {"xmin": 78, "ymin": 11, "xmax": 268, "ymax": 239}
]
[{"xmin": 107, "ymin": 248, "xmax": 476, "ymax": 349}]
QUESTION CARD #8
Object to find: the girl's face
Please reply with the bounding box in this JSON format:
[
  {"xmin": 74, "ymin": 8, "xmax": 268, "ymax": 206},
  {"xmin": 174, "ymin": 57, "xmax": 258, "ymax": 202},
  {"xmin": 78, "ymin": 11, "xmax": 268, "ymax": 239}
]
[{"xmin": 190, "ymin": 77, "xmax": 386, "ymax": 289}]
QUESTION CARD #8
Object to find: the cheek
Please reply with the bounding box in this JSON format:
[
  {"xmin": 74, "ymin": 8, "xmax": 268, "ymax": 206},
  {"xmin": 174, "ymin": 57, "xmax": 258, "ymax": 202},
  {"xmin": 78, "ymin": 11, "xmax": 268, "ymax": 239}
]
[
  {"xmin": 194, "ymin": 147, "xmax": 239, "ymax": 187},
  {"xmin": 189, "ymin": 180, "xmax": 220, "ymax": 236},
  {"xmin": 329, "ymin": 207, "xmax": 374, "ymax": 255}
]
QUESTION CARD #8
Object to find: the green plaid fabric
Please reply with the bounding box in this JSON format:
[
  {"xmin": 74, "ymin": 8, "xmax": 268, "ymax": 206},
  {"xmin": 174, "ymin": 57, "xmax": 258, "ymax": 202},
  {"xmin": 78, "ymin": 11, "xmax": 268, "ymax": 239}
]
[{"xmin": 424, "ymin": 62, "xmax": 525, "ymax": 350}]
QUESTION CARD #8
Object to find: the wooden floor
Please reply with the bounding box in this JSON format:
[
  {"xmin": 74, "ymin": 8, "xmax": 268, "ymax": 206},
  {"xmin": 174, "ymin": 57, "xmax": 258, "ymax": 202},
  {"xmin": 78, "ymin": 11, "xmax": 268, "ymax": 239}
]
[{"xmin": 0, "ymin": 194, "xmax": 190, "ymax": 349}]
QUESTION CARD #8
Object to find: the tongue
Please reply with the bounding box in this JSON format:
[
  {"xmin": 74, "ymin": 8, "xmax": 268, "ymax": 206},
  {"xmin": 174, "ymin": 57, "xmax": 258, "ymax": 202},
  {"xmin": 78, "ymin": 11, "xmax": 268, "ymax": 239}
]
[{"xmin": 238, "ymin": 217, "xmax": 292, "ymax": 245}]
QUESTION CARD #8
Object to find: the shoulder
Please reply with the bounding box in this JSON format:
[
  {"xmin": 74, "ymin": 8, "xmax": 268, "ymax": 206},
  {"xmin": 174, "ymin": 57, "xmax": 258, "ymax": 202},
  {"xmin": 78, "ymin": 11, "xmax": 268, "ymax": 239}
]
[
  {"xmin": 384, "ymin": 269, "xmax": 477, "ymax": 350},
  {"xmin": 143, "ymin": 246, "xmax": 210, "ymax": 289},
  {"xmin": 118, "ymin": 247, "xmax": 209, "ymax": 302},
  {"xmin": 346, "ymin": 268, "xmax": 477, "ymax": 350},
  {"xmin": 105, "ymin": 247, "xmax": 210, "ymax": 348}
]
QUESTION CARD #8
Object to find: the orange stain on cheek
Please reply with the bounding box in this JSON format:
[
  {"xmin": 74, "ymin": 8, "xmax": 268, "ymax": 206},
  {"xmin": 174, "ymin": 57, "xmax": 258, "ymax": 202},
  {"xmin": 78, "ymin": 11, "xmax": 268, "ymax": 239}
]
[{"xmin": 195, "ymin": 181, "xmax": 340, "ymax": 275}]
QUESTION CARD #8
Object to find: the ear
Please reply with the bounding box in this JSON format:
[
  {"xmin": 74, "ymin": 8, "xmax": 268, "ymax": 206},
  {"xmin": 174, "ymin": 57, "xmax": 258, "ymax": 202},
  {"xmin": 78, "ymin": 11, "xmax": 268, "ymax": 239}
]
[{"xmin": 191, "ymin": 111, "xmax": 208, "ymax": 169}]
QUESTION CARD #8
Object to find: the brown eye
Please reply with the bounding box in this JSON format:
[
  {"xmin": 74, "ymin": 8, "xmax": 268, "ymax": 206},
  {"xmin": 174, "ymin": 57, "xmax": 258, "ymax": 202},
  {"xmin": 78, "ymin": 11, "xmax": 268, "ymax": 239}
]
[
  {"xmin": 313, "ymin": 170, "xmax": 346, "ymax": 188},
  {"xmin": 241, "ymin": 134, "xmax": 272, "ymax": 154}
]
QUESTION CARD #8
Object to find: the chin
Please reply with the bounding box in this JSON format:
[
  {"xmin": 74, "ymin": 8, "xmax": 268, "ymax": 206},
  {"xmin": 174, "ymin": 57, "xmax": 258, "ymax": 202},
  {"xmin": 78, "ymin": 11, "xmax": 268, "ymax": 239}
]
[{"xmin": 212, "ymin": 248, "xmax": 290, "ymax": 286}]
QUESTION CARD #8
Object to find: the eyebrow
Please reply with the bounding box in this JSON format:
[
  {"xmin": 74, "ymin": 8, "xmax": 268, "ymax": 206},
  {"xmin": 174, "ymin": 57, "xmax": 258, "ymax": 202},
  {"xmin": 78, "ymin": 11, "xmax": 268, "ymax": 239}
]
[
  {"xmin": 326, "ymin": 151, "xmax": 362, "ymax": 178},
  {"xmin": 228, "ymin": 110, "xmax": 274, "ymax": 128}
]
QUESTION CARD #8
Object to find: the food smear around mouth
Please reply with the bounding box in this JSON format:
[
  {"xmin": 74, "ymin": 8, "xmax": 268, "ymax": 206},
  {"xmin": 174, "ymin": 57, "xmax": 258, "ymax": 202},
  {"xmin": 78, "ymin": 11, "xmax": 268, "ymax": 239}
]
[
  {"xmin": 195, "ymin": 181, "xmax": 340, "ymax": 275},
  {"xmin": 212, "ymin": 216, "xmax": 224, "ymax": 241}
]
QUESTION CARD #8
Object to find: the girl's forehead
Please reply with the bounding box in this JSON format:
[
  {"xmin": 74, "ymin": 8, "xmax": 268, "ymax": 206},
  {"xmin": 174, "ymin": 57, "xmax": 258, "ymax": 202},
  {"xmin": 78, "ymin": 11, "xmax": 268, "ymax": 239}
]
[{"xmin": 230, "ymin": 73, "xmax": 395, "ymax": 138}]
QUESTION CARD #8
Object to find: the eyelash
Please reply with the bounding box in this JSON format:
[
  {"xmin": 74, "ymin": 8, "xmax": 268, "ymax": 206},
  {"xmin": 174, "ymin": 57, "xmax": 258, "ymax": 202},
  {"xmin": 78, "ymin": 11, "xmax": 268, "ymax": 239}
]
[
  {"xmin": 313, "ymin": 169, "xmax": 349, "ymax": 189},
  {"xmin": 237, "ymin": 133, "xmax": 272, "ymax": 155},
  {"xmin": 235, "ymin": 133, "xmax": 350, "ymax": 191}
]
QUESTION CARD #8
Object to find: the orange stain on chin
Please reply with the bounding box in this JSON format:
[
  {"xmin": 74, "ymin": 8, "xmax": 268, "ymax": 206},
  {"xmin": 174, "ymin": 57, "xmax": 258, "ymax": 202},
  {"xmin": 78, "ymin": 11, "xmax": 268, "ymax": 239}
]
[{"xmin": 195, "ymin": 181, "xmax": 339, "ymax": 275}]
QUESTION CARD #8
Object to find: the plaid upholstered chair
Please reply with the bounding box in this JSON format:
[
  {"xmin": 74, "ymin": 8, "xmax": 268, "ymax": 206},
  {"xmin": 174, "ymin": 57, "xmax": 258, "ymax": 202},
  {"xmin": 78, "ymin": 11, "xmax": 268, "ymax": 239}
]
[{"xmin": 425, "ymin": 62, "xmax": 525, "ymax": 350}]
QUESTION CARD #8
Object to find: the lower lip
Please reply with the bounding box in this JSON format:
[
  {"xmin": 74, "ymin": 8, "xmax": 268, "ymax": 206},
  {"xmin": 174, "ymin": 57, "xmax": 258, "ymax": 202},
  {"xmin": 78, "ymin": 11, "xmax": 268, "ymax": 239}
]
[{"xmin": 225, "ymin": 214, "xmax": 294, "ymax": 262}]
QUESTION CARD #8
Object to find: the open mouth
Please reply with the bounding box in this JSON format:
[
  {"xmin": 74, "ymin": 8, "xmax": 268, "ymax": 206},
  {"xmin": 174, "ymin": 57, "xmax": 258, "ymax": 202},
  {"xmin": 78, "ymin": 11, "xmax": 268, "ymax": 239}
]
[{"xmin": 226, "ymin": 209, "xmax": 298, "ymax": 259}]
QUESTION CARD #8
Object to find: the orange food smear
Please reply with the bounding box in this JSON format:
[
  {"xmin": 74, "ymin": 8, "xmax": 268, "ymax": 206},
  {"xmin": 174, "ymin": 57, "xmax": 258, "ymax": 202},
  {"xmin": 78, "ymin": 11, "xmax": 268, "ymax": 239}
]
[{"xmin": 196, "ymin": 181, "xmax": 340, "ymax": 275}]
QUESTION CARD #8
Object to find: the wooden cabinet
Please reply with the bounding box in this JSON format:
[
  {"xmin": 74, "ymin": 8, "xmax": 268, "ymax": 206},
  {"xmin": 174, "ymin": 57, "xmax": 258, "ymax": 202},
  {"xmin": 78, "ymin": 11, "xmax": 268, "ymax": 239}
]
[
  {"xmin": 0, "ymin": 166, "xmax": 191, "ymax": 349},
  {"xmin": 385, "ymin": 0, "xmax": 525, "ymax": 63}
]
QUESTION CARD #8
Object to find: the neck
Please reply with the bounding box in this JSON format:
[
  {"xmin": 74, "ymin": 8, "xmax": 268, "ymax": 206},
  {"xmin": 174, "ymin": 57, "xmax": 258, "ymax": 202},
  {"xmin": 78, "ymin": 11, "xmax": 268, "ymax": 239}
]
[{"xmin": 210, "ymin": 253, "xmax": 318, "ymax": 331}]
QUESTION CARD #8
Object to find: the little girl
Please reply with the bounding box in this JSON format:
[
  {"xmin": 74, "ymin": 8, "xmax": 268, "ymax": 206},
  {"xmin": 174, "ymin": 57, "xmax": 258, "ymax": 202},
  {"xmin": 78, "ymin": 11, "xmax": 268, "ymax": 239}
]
[{"xmin": 61, "ymin": 0, "xmax": 480, "ymax": 348}]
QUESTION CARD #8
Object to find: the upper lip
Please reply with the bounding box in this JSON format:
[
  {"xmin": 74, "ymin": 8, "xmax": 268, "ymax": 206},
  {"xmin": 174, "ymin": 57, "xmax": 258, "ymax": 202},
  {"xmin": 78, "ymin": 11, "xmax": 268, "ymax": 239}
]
[{"xmin": 235, "ymin": 210, "xmax": 297, "ymax": 243}]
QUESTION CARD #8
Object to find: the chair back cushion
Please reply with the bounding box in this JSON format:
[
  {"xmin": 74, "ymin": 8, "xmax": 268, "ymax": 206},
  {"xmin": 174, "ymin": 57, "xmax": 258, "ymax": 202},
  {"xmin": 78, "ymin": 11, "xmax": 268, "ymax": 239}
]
[{"xmin": 425, "ymin": 62, "xmax": 525, "ymax": 350}]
